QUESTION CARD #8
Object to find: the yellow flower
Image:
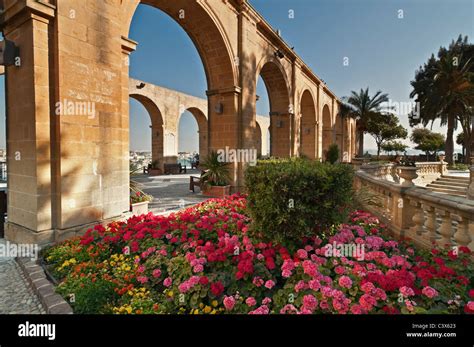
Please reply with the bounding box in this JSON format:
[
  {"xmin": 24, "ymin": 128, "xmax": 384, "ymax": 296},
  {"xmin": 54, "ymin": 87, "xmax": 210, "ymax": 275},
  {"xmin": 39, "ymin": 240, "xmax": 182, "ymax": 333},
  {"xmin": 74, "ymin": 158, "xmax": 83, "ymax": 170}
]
[
  {"xmin": 125, "ymin": 306, "xmax": 132, "ymax": 314},
  {"xmin": 203, "ymin": 306, "xmax": 212, "ymax": 314},
  {"xmin": 199, "ymin": 303, "xmax": 204, "ymax": 309},
  {"xmin": 211, "ymin": 300, "xmax": 218, "ymax": 307},
  {"xmin": 210, "ymin": 309, "xmax": 217, "ymax": 315},
  {"xmin": 193, "ymin": 309, "xmax": 199, "ymax": 315}
]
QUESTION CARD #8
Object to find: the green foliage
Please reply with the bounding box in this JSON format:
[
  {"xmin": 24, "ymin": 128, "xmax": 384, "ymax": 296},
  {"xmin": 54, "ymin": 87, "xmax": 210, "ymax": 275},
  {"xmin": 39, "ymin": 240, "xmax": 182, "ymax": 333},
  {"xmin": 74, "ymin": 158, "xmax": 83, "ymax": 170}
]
[
  {"xmin": 326, "ymin": 144, "xmax": 340, "ymax": 164},
  {"xmin": 201, "ymin": 151, "xmax": 231, "ymax": 186},
  {"xmin": 410, "ymin": 128, "xmax": 445, "ymax": 155},
  {"xmin": 381, "ymin": 141, "xmax": 408, "ymax": 155},
  {"xmin": 244, "ymin": 158, "xmax": 353, "ymax": 248},
  {"xmin": 365, "ymin": 112, "xmax": 408, "ymax": 157}
]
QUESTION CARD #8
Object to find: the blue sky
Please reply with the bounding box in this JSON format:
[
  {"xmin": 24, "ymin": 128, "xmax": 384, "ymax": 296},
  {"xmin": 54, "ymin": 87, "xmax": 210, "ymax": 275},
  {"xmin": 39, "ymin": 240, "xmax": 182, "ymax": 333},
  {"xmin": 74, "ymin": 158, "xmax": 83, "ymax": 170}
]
[{"xmin": 1, "ymin": 0, "xmax": 473, "ymax": 153}]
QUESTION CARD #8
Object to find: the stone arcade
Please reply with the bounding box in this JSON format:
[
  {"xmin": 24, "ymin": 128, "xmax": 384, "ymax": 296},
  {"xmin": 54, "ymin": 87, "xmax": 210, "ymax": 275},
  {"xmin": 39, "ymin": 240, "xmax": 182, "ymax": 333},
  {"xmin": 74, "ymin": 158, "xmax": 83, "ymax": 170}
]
[{"xmin": 0, "ymin": 0, "xmax": 356, "ymax": 245}]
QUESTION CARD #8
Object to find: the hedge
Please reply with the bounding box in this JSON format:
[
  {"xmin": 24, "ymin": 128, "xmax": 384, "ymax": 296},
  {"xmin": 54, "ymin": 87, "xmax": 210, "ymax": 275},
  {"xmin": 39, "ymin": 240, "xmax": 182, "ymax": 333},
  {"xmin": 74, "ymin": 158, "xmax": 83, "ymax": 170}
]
[{"xmin": 244, "ymin": 158, "xmax": 353, "ymax": 247}]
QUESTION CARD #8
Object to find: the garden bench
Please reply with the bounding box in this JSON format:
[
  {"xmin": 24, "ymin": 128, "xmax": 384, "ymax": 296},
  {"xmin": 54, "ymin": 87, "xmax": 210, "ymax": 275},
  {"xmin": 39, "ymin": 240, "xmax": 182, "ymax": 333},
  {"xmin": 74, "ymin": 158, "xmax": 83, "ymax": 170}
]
[
  {"xmin": 189, "ymin": 170, "xmax": 208, "ymax": 193},
  {"xmin": 164, "ymin": 163, "xmax": 186, "ymax": 175}
]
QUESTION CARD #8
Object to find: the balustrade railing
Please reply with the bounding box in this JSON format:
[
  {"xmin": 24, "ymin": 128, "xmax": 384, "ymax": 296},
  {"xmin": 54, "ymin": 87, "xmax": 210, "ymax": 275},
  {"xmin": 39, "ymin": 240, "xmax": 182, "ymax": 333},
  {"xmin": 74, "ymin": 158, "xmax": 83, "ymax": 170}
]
[{"xmin": 354, "ymin": 164, "xmax": 474, "ymax": 251}]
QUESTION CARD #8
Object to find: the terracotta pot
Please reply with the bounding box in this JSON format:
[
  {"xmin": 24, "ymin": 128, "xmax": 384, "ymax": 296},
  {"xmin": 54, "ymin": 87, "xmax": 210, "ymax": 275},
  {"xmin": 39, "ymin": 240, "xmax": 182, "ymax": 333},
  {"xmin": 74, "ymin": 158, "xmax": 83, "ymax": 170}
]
[
  {"xmin": 203, "ymin": 185, "xmax": 231, "ymax": 198},
  {"xmin": 131, "ymin": 201, "xmax": 149, "ymax": 215}
]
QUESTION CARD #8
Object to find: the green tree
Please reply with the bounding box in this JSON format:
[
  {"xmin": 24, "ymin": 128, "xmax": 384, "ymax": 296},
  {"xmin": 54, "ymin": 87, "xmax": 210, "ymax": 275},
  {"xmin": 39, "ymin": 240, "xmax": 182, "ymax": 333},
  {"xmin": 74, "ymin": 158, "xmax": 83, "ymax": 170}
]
[
  {"xmin": 381, "ymin": 141, "xmax": 408, "ymax": 156},
  {"xmin": 410, "ymin": 128, "xmax": 445, "ymax": 160},
  {"xmin": 365, "ymin": 112, "xmax": 408, "ymax": 159},
  {"xmin": 344, "ymin": 88, "xmax": 391, "ymax": 157},
  {"xmin": 457, "ymin": 132, "xmax": 466, "ymax": 157},
  {"xmin": 410, "ymin": 35, "xmax": 474, "ymax": 164}
]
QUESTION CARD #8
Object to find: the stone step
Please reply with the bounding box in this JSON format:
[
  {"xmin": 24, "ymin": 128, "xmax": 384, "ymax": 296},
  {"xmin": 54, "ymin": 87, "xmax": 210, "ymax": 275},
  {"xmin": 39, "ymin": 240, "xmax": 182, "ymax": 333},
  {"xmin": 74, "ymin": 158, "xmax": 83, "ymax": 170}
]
[
  {"xmin": 428, "ymin": 186, "xmax": 467, "ymax": 197},
  {"xmin": 427, "ymin": 181, "xmax": 469, "ymax": 188},
  {"xmin": 440, "ymin": 175, "xmax": 470, "ymax": 183}
]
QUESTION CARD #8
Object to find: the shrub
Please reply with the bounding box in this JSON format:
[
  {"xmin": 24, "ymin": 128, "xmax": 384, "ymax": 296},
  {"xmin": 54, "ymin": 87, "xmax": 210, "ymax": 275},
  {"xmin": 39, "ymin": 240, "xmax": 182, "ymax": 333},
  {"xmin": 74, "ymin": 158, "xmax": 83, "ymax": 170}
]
[
  {"xmin": 244, "ymin": 158, "xmax": 353, "ymax": 247},
  {"xmin": 326, "ymin": 144, "xmax": 340, "ymax": 164}
]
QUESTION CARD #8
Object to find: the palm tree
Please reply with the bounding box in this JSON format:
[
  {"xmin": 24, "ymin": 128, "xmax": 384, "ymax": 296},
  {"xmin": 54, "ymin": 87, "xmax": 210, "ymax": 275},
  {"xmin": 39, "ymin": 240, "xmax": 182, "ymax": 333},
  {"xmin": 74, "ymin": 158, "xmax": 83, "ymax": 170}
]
[
  {"xmin": 410, "ymin": 35, "xmax": 474, "ymax": 165},
  {"xmin": 345, "ymin": 88, "xmax": 391, "ymax": 157}
]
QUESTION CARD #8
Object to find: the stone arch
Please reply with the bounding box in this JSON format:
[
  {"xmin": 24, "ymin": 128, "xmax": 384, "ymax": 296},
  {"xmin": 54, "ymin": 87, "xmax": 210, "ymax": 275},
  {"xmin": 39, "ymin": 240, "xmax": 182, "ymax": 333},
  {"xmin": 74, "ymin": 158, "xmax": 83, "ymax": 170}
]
[
  {"xmin": 256, "ymin": 58, "xmax": 292, "ymax": 157},
  {"xmin": 183, "ymin": 107, "xmax": 208, "ymax": 158},
  {"xmin": 300, "ymin": 89, "xmax": 317, "ymax": 159},
  {"xmin": 129, "ymin": 94, "xmax": 164, "ymax": 166},
  {"xmin": 322, "ymin": 104, "xmax": 333, "ymax": 159},
  {"xmin": 123, "ymin": 1, "xmax": 237, "ymax": 90}
]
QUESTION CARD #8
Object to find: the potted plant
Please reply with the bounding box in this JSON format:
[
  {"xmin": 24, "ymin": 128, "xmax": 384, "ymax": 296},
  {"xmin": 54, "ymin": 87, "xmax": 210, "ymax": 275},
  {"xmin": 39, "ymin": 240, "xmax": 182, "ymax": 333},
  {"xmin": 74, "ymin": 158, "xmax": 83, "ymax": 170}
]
[
  {"xmin": 130, "ymin": 170, "xmax": 153, "ymax": 215},
  {"xmin": 148, "ymin": 160, "xmax": 161, "ymax": 176},
  {"xmin": 201, "ymin": 151, "xmax": 231, "ymax": 198}
]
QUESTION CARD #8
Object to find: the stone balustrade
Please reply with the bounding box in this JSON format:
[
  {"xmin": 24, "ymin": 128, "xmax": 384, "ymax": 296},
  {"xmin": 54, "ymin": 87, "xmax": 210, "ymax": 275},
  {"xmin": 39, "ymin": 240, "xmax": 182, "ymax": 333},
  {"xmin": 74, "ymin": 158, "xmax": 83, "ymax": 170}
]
[{"xmin": 354, "ymin": 167, "xmax": 474, "ymax": 251}]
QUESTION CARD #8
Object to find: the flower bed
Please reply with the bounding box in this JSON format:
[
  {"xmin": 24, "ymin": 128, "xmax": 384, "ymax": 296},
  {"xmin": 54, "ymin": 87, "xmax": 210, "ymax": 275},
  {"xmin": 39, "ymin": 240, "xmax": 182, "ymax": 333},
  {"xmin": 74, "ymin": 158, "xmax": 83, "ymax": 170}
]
[{"xmin": 42, "ymin": 194, "xmax": 474, "ymax": 314}]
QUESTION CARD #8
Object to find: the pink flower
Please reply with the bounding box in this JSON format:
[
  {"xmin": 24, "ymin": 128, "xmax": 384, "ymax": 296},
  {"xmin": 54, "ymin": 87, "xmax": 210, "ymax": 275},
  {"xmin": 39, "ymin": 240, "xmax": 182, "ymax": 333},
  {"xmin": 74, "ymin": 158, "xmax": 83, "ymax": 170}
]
[
  {"xmin": 350, "ymin": 304, "xmax": 365, "ymax": 314},
  {"xmin": 252, "ymin": 277, "xmax": 264, "ymax": 287},
  {"xmin": 399, "ymin": 286, "xmax": 415, "ymax": 297},
  {"xmin": 137, "ymin": 276, "xmax": 148, "ymax": 284},
  {"xmin": 245, "ymin": 297, "xmax": 257, "ymax": 307},
  {"xmin": 422, "ymin": 286, "xmax": 438, "ymax": 299},
  {"xmin": 163, "ymin": 277, "xmax": 172, "ymax": 287},
  {"xmin": 264, "ymin": 280, "xmax": 275, "ymax": 289},
  {"xmin": 308, "ymin": 279, "xmax": 321, "ymax": 291},
  {"xmin": 257, "ymin": 254, "xmax": 265, "ymax": 261},
  {"xmin": 361, "ymin": 282, "xmax": 375, "ymax": 293},
  {"xmin": 302, "ymin": 294, "xmax": 318, "ymax": 312},
  {"xmin": 282, "ymin": 269, "xmax": 292, "ymax": 278},
  {"xmin": 152, "ymin": 269, "xmax": 162, "ymax": 278},
  {"xmin": 193, "ymin": 264, "xmax": 204, "ymax": 273},
  {"xmin": 335, "ymin": 266, "xmax": 345, "ymax": 275},
  {"xmin": 297, "ymin": 249, "xmax": 308, "ymax": 259},
  {"xmin": 359, "ymin": 294, "xmax": 377, "ymax": 311},
  {"xmin": 178, "ymin": 282, "xmax": 190, "ymax": 293},
  {"xmin": 262, "ymin": 297, "xmax": 272, "ymax": 305},
  {"xmin": 302, "ymin": 260, "xmax": 318, "ymax": 277},
  {"xmin": 223, "ymin": 296, "xmax": 236, "ymax": 311},
  {"xmin": 280, "ymin": 304, "xmax": 299, "ymax": 314},
  {"xmin": 295, "ymin": 280, "xmax": 307, "ymax": 292},
  {"xmin": 338, "ymin": 276, "xmax": 353, "ymax": 289},
  {"xmin": 249, "ymin": 305, "xmax": 270, "ymax": 315}
]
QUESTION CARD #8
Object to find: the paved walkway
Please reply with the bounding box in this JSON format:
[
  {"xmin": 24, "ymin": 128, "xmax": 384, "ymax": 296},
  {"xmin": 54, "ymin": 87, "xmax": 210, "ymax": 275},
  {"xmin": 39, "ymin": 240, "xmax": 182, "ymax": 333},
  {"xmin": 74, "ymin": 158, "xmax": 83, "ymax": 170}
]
[
  {"xmin": 132, "ymin": 170, "xmax": 209, "ymax": 213},
  {"xmin": 0, "ymin": 239, "xmax": 45, "ymax": 314}
]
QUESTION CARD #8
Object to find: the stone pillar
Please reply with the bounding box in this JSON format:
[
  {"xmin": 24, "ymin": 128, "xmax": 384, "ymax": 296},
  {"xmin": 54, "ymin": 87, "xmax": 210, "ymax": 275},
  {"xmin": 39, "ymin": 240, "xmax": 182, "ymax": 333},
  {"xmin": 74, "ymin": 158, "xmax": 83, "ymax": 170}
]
[
  {"xmin": 3, "ymin": 1, "xmax": 56, "ymax": 245},
  {"xmin": 468, "ymin": 156, "xmax": 474, "ymax": 199}
]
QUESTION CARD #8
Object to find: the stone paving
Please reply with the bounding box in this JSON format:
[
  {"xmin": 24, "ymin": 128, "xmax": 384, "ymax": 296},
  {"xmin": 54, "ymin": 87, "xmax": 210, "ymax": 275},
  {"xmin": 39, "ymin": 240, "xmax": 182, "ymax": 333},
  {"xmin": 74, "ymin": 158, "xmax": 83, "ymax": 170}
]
[
  {"xmin": 0, "ymin": 239, "xmax": 45, "ymax": 314},
  {"xmin": 132, "ymin": 170, "xmax": 209, "ymax": 213}
]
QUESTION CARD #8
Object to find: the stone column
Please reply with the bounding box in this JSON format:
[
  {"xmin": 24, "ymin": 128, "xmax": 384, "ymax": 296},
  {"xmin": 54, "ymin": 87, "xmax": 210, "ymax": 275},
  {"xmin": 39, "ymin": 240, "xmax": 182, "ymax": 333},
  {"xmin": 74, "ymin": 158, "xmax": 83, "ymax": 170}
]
[
  {"xmin": 3, "ymin": 1, "xmax": 56, "ymax": 245},
  {"xmin": 468, "ymin": 156, "xmax": 474, "ymax": 199}
]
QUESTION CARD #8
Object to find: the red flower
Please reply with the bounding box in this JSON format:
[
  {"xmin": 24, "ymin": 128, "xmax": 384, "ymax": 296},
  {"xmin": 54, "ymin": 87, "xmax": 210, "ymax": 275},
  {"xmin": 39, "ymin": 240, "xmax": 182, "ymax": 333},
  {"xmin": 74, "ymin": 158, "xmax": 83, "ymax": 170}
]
[
  {"xmin": 210, "ymin": 281, "xmax": 224, "ymax": 296},
  {"xmin": 199, "ymin": 276, "xmax": 209, "ymax": 285}
]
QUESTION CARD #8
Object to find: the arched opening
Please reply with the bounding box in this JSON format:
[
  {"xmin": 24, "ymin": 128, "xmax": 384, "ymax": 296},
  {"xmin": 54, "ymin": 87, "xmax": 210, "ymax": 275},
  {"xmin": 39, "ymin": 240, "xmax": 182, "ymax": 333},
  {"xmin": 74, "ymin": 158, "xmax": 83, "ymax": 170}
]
[
  {"xmin": 257, "ymin": 60, "xmax": 291, "ymax": 157},
  {"xmin": 129, "ymin": 94, "xmax": 164, "ymax": 170},
  {"xmin": 322, "ymin": 104, "xmax": 333, "ymax": 159},
  {"xmin": 300, "ymin": 90, "xmax": 317, "ymax": 159},
  {"xmin": 177, "ymin": 107, "xmax": 208, "ymax": 168}
]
